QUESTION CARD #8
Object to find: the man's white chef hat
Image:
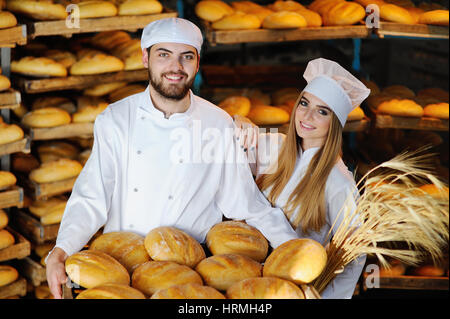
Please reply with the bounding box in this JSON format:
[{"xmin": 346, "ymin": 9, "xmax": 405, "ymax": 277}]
[
  {"xmin": 141, "ymin": 17, "xmax": 203, "ymax": 55},
  {"xmin": 302, "ymin": 58, "xmax": 371, "ymax": 127}
]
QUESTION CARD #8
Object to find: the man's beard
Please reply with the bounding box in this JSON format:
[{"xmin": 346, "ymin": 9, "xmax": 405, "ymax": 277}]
[{"xmin": 149, "ymin": 69, "xmax": 195, "ymax": 101}]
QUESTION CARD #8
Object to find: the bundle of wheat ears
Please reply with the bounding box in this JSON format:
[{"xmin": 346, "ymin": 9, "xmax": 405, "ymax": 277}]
[{"xmin": 313, "ymin": 147, "xmax": 449, "ymax": 294}]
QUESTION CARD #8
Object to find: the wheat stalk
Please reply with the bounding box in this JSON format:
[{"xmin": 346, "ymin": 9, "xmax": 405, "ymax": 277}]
[{"xmin": 312, "ymin": 147, "xmax": 449, "ymax": 294}]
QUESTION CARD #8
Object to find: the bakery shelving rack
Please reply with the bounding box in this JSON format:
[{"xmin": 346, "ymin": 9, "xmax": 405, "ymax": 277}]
[
  {"xmin": 374, "ymin": 114, "xmax": 449, "ymax": 131},
  {"xmin": 0, "ymin": 25, "xmax": 27, "ymax": 48},
  {"xmin": 11, "ymin": 209, "xmax": 60, "ymax": 245},
  {"xmin": 26, "ymin": 123, "xmax": 94, "ymax": 141}
]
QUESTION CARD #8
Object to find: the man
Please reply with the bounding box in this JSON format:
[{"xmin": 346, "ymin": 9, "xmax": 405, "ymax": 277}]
[{"xmin": 46, "ymin": 18, "xmax": 298, "ymax": 298}]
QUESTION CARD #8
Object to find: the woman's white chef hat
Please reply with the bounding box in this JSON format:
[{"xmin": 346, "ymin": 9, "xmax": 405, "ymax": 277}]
[
  {"xmin": 302, "ymin": 58, "xmax": 371, "ymax": 126},
  {"xmin": 141, "ymin": 17, "xmax": 203, "ymax": 55}
]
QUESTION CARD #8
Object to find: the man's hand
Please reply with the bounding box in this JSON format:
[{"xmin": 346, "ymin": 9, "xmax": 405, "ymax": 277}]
[
  {"xmin": 233, "ymin": 114, "xmax": 259, "ymax": 153},
  {"xmin": 46, "ymin": 247, "xmax": 68, "ymax": 299}
]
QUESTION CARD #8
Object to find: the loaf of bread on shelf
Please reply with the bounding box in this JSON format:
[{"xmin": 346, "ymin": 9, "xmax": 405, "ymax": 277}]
[
  {"xmin": 226, "ymin": 277, "xmax": 305, "ymax": 299},
  {"xmin": 0, "ymin": 228, "xmax": 15, "ymax": 250},
  {"xmin": 108, "ymin": 84, "xmax": 146, "ymax": 102},
  {"xmin": 262, "ymin": 11, "xmax": 307, "ymax": 29},
  {"xmin": 418, "ymin": 10, "xmax": 449, "ymax": 26},
  {"xmin": 195, "ymin": 254, "xmax": 262, "ymax": 291},
  {"xmin": 0, "ymin": 11, "xmax": 17, "ymax": 29},
  {"xmin": 90, "ymin": 231, "xmax": 151, "ymax": 273},
  {"xmin": 111, "ymin": 39, "xmax": 142, "ymax": 59},
  {"xmin": 322, "ymin": 1, "xmax": 366, "ymax": 26},
  {"xmin": 29, "ymin": 158, "xmax": 83, "ymax": 184},
  {"xmin": 40, "ymin": 202, "xmax": 66, "ymax": 225},
  {"xmin": 0, "ymin": 75, "xmax": 11, "ymax": 92},
  {"xmin": 417, "ymin": 87, "xmax": 449, "ymax": 102},
  {"xmin": 294, "ymin": 8, "xmax": 322, "ymax": 27},
  {"xmin": 72, "ymin": 96, "xmax": 109, "ymax": 123},
  {"xmin": 34, "ymin": 243, "xmax": 55, "ymax": 258},
  {"xmin": 206, "ymin": 221, "xmax": 269, "ymax": 262},
  {"xmin": 308, "ymin": 0, "xmax": 344, "ymax": 16},
  {"xmin": 11, "ymin": 57, "xmax": 68, "ymax": 78},
  {"xmin": 91, "ymin": 31, "xmax": 131, "ymax": 52},
  {"xmin": 0, "ymin": 122, "xmax": 24, "ymax": 145},
  {"xmin": 37, "ymin": 141, "xmax": 80, "ymax": 162},
  {"xmin": 83, "ymin": 82, "xmax": 128, "ymax": 97},
  {"xmin": 379, "ymin": 259, "xmax": 406, "ymax": 277},
  {"xmin": 131, "ymin": 261, "xmax": 203, "ymax": 296},
  {"xmin": 70, "ymin": 53, "xmax": 125, "ymax": 75},
  {"xmin": 29, "ymin": 196, "xmax": 68, "ymax": 218},
  {"xmin": 379, "ymin": 4, "xmax": 416, "ymax": 24},
  {"xmin": 268, "ymin": 0, "xmax": 306, "ymax": 12},
  {"xmin": 123, "ymin": 51, "xmax": 145, "ymax": 71},
  {"xmin": 423, "ymin": 103, "xmax": 449, "ymax": 119},
  {"xmin": 347, "ymin": 106, "xmax": 365, "ymax": 121},
  {"xmin": 21, "ymin": 107, "xmax": 72, "ymax": 128},
  {"xmin": 76, "ymin": 283, "xmax": 146, "ymax": 299},
  {"xmin": 0, "ymin": 209, "xmax": 8, "ymax": 230},
  {"xmin": 0, "ymin": 265, "xmax": 19, "ymax": 287},
  {"xmin": 6, "ymin": 0, "xmax": 68, "ymax": 20},
  {"xmin": 411, "ymin": 264, "xmax": 446, "ymax": 277},
  {"xmin": 195, "ymin": 0, "xmax": 234, "ymax": 22},
  {"xmin": 32, "ymin": 96, "xmax": 77, "ymax": 114},
  {"xmin": 144, "ymin": 226, "xmax": 205, "ymax": 268},
  {"xmin": 0, "ymin": 171, "xmax": 16, "ymax": 190},
  {"xmin": 406, "ymin": 7, "xmax": 426, "ymax": 24},
  {"xmin": 211, "ymin": 12, "xmax": 261, "ymax": 30},
  {"xmin": 43, "ymin": 50, "xmax": 77, "ymax": 69},
  {"xmin": 118, "ymin": 0, "xmax": 163, "ymax": 16},
  {"xmin": 263, "ymin": 238, "xmax": 327, "ymax": 284},
  {"xmin": 66, "ymin": 250, "xmax": 130, "ymax": 289},
  {"xmin": 247, "ymin": 104, "xmax": 290, "ymax": 125},
  {"xmin": 417, "ymin": 184, "xmax": 449, "ymax": 200},
  {"xmin": 151, "ymin": 282, "xmax": 226, "ymax": 299},
  {"xmin": 75, "ymin": 1, "xmax": 118, "ymax": 19},
  {"xmin": 382, "ymin": 85, "xmax": 416, "ymax": 99},
  {"xmin": 218, "ymin": 96, "xmax": 251, "ymax": 117},
  {"xmin": 377, "ymin": 99, "xmax": 424, "ymax": 117}
]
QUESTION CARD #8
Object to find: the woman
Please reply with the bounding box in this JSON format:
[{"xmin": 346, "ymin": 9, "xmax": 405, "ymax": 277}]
[{"xmin": 235, "ymin": 58, "xmax": 371, "ymax": 299}]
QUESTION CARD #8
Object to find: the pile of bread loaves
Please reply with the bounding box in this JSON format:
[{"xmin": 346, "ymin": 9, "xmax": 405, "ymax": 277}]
[
  {"xmin": 4, "ymin": 0, "xmax": 163, "ymax": 21},
  {"xmin": 63, "ymin": 221, "xmax": 328, "ymax": 299},
  {"xmin": 195, "ymin": 0, "xmax": 449, "ymax": 30},
  {"xmin": 0, "ymin": 209, "xmax": 20, "ymax": 291}
]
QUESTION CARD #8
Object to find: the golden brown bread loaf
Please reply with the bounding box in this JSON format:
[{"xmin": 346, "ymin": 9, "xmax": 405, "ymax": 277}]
[
  {"xmin": 11, "ymin": 57, "xmax": 67, "ymax": 78},
  {"xmin": 262, "ymin": 11, "xmax": 307, "ymax": 29},
  {"xmin": 65, "ymin": 250, "xmax": 130, "ymax": 289},
  {"xmin": 83, "ymin": 82, "xmax": 128, "ymax": 97},
  {"xmin": 379, "ymin": 259, "xmax": 406, "ymax": 277},
  {"xmin": 0, "ymin": 123, "xmax": 24, "ymax": 145},
  {"xmin": 70, "ymin": 53, "xmax": 125, "ymax": 75},
  {"xmin": 308, "ymin": 0, "xmax": 344, "ymax": 16},
  {"xmin": 144, "ymin": 226, "xmax": 205, "ymax": 268},
  {"xmin": 380, "ymin": 3, "xmax": 416, "ymax": 24},
  {"xmin": 44, "ymin": 50, "xmax": 77, "ymax": 69},
  {"xmin": 118, "ymin": 0, "xmax": 163, "ymax": 16},
  {"xmin": 151, "ymin": 282, "xmax": 226, "ymax": 299},
  {"xmin": 29, "ymin": 158, "xmax": 83, "ymax": 184},
  {"xmin": 90, "ymin": 231, "xmax": 151, "ymax": 273},
  {"xmin": 0, "ymin": 228, "xmax": 15, "ymax": 250},
  {"xmin": 377, "ymin": 99, "xmax": 424, "ymax": 117},
  {"xmin": 40, "ymin": 204, "xmax": 66, "ymax": 225},
  {"xmin": 268, "ymin": 0, "xmax": 306, "ymax": 11},
  {"xmin": 212, "ymin": 12, "xmax": 261, "ymax": 30},
  {"xmin": 206, "ymin": 221, "xmax": 268, "ymax": 262},
  {"xmin": 72, "ymin": 96, "xmax": 109, "ymax": 123},
  {"xmin": 411, "ymin": 265, "xmax": 445, "ymax": 277},
  {"xmin": 0, "ymin": 265, "xmax": 19, "ymax": 287},
  {"xmin": 247, "ymin": 105, "xmax": 290, "ymax": 125},
  {"xmin": 226, "ymin": 277, "xmax": 305, "ymax": 299},
  {"xmin": 0, "ymin": 74, "xmax": 11, "ymax": 91},
  {"xmin": 76, "ymin": 283, "xmax": 146, "ymax": 299},
  {"xmin": 29, "ymin": 196, "xmax": 67, "ymax": 218},
  {"xmin": 263, "ymin": 238, "xmax": 327, "ymax": 284},
  {"xmin": 0, "ymin": 209, "xmax": 8, "ymax": 230},
  {"xmin": 91, "ymin": 31, "xmax": 131, "ymax": 52},
  {"xmin": 37, "ymin": 141, "xmax": 79, "ymax": 163},
  {"xmin": 195, "ymin": 254, "xmax": 262, "ymax": 291},
  {"xmin": 123, "ymin": 52, "xmax": 145, "ymax": 71},
  {"xmin": 417, "ymin": 184, "xmax": 449, "ymax": 200},
  {"xmin": 418, "ymin": 10, "xmax": 449, "ymax": 26},
  {"xmin": 195, "ymin": 0, "xmax": 234, "ymax": 22},
  {"xmin": 131, "ymin": 261, "xmax": 203, "ymax": 296},
  {"xmin": 423, "ymin": 103, "xmax": 449, "ymax": 120},
  {"xmin": 32, "ymin": 96, "xmax": 76, "ymax": 114},
  {"xmin": 0, "ymin": 11, "xmax": 17, "ymax": 29},
  {"xmin": 0, "ymin": 171, "xmax": 16, "ymax": 190},
  {"xmin": 219, "ymin": 96, "xmax": 251, "ymax": 117},
  {"xmin": 34, "ymin": 243, "xmax": 55, "ymax": 258},
  {"xmin": 77, "ymin": 1, "xmax": 118, "ymax": 19},
  {"xmin": 322, "ymin": 1, "xmax": 366, "ymax": 26},
  {"xmin": 347, "ymin": 106, "xmax": 365, "ymax": 121},
  {"xmin": 6, "ymin": 0, "xmax": 68, "ymax": 20},
  {"xmin": 231, "ymin": 4, "xmax": 273, "ymax": 23},
  {"xmin": 21, "ymin": 107, "xmax": 71, "ymax": 128}
]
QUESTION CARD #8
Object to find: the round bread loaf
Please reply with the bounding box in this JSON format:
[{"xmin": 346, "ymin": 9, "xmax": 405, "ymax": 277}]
[
  {"xmin": 195, "ymin": 254, "xmax": 262, "ymax": 291},
  {"xmin": 11, "ymin": 57, "xmax": 67, "ymax": 78},
  {"xmin": 0, "ymin": 171, "xmax": 16, "ymax": 190},
  {"xmin": 77, "ymin": 1, "xmax": 118, "ymax": 19},
  {"xmin": 44, "ymin": 50, "xmax": 77, "ymax": 69},
  {"xmin": 0, "ymin": 74, "xmax": 11, "ymax": 91},
  {"xmin": 380, "ymin": 4, "xmax": 415, "ymax": 24},
  {"xmin": 6, "ymin": 0, "xmax": 68, "ymax": 20},
  {"xmin": 84, "ymin": 82, "xmax": 128, "ymax": 97},
  {"xmin": 40, "ymin": 204, "xmax": 66, "ymax": 225},
  {"xmin": 411, "ymin": 265, "xmax": 445, "ymax": 277},
  {"xmin": 0, "ymin": 265, "xmax": 19, "ymax": 287},
  {"xmin": 407, "ymin": 7, "xmax": 425, "ymax": 24},
  {"xmin": 219, "ymin": 96, "xmax": 251, "ymax": 117},
  {"xmin": 269, "ymin": 0, "xmax": 306, "ymax": 11},
  {"xmin": 34, "ymin": 243, "xmax": 54, "ymax": 258},
  {"xmin": 206, "ymin": 221, "xmax": 268, "ymax": 262},
  {"xmin": 294, "ymin": 8, "xmax": 322, "ymax": 27},
  {"xmin": 377, "ymin": 99, "xmax": 424, "ymax": 117},
  {"xmin": 0, "ymin": 209, "xmax": 8, "ymax": 230},
  {"xmin": 21, "ymin": 107, "xmax": 71, "ymax": 128},
  {"xmin": 0, "ymin": 123, "xmax": 24, "ymax": 146},
  {"xmin": 132, "ymin": 261, "xmax": 203, "ymax": 296},
  {"xmin": 29, "ymin": 196, "xmax": 67, "ymax": 218},
  {"xmin": 72, "ymin": 101, "xmax": 108, "ymax": 123},
  {"xmin": 195, "ymin": 0, "xmax": 234, "ymax": 22},
  {"xmin": 309, "ymin": 0, "xmax": 344, "ymax": 16},
  {"xmin": 418, "ymin": 10, "xmax": 449, "ymax": 26},
  {"xmin": 90, "ymin": 231, "xmax": 150, "ymax": 273},
  {"xmin": 144, "ymin": 226, "xmax": 205, "ymax": 268},
  {"xmin": 123, "ymin": 52, "xmax": 145, "ymax": 71},
  {"xmin": 76, "ymin": 283, "xmax": 146, "ymax": 299},
  {"xmin": 151, "ymin": 282, "xmax": 225, "ymax": 299},
  {"xmin": 247, "ymin": 105, "xmax": 290, "ymax": 125},
  {"xmin": 70, "ymin": 54, "xmax": 124, "ymax": 76},
  {"xmin": 0, "ymin": 11, "xmax": 17, "ymax": 29},
  {"xmin": 29, "ymin": 159, "xmax": 83, "ymax": 184},
  {"xmin": 226, "ymin": 277, "xmax": 305, "ymax": 299},
  {"xmin": 34, "ymin": 284, "xmax": 54, "ymax": 299},
  {"xmin": 347, "ymin": 106, "xmax": 365, "ymax": 121},
  {"xmin": 212, "ymin": 12, "xmax": 261, "ymax": 30},
  {"xmin": 323, "ymin": 1, "xmax": 366, "ymax": 26},
  {"xmin": 65, "ymin": 250, "xmax": 130, "ymax": 289},
  {"xmin": 263, "ymin": 238, "xmax": 327, "ymax": 284},
  {"xmin": 0, "ymin": 229, "xmax": 15, "ymax": 250},
  {"xmin": 91, "ymin": 30, "xmax": 131, "ymax": 51},
  {"xmin": 423, "ymin": 103, "xmax": 449, "ymax": 120},
  {"xmin": 262, "ymin": 11, "xmax": 307, "ymax": 29},
  {"xmin": 118, "ymin": 0, "xmax": 163, "ymax": 16}
]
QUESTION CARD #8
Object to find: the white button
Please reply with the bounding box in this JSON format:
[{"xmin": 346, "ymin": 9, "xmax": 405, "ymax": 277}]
[
  {"xmin": 179, "ymin": 159, "xmax": 183, "ymax": 163},
  {"xmin": 141, "ymin": 116, "xmax": 145, "ymax": 120},
  {"xmin": 137, "ymin": 150, "xmax": 142, "ymax": 154},
  {"xmin": 129, "ymin": 224, "xmax": 134, "ymax": 228},
  {"xmin": 168, "ymin": 195, "xmax": 173, "ymax": 200},
  {"xmin": 134, "ymin": 188, "xmax": 138, "ymax": 192}
]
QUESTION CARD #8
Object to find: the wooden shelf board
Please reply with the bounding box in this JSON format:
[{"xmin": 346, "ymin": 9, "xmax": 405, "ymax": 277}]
[
  {"xmin": 0, "ymin": 25, "xmax": 27, "ymax": 47},
  {"xmin": 376, "ymin": 22, "xmax": 449, "ymax": 40},
  {"xmin": 0, "ymin": 186, "xmax": 24, "ymax": 210},
  {"xmin": 11, "ymin": 210, "xmax": 60, "ymax": 245},
  {"xmin": 375, "ymin": 114, "xmax": 449, "ymax": 131},
  {"xmin": 0, "ymin": 89, "xmax": 21, "ymax": 106},
  {"xmin": 0, "ymin": 227, "xmax": 31, "ymax": 262},
  {"xmin": 0, "ymin": 137, "xmax": 31, "ymax": 157},
  {"xmin": 29, "ymin": 122, "xmax": 94, "ymax": 141},
  {"xmin": 28, "ymin": 177, "xmax": 77, "ymax": 200},
  {"xmin": 15, "ymin": 256, "xmax": 47, "ymax": 287}
]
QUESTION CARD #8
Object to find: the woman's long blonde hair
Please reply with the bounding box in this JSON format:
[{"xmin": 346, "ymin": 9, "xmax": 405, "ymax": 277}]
[{"xmin": 256, "ymin": 92, "xmax": 344, "ymax": 234}]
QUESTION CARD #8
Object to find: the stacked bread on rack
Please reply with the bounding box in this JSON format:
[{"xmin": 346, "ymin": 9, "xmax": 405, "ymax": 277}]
[{"xmin": 63, "ymin": 221, "xmax": 327, "ymax": 299}]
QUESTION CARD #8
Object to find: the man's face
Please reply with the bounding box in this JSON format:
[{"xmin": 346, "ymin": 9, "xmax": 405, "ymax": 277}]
[{"xmin": 144, "ymin": 42, "xmax": 199, "ymax": 100}]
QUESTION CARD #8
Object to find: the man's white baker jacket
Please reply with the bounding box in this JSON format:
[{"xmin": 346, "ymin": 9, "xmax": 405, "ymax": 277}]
[{"xmin": 55, "ymin": 86, "xmax": 298, "ymax": 256}]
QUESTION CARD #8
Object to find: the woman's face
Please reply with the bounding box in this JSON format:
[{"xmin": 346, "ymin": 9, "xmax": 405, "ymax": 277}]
[{"xmin": 294, "ymin": 91, "xmax": 333, "ymax": 149}]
